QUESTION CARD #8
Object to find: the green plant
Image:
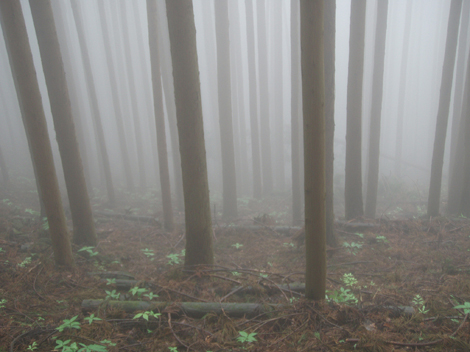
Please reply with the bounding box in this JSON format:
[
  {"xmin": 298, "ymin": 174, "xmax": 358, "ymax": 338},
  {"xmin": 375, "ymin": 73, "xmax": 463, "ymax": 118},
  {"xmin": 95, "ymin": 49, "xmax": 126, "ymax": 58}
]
[
  {"xmin": 283, "ymin": 242, "xmax": 295, "ymax": 248},
  {"xmin": 100, "ymin": 340, "xmax": 116, "ymax": 347},
  {"xmin": 289, "ymin": 297, "xmax": 298, "ymax": 304},
  {"xmin": 412, "ymin": 294, "xmax": 429, "ymax": 314},
  {"xmin": 342, "ymin": 273, "xmax": 358, "ymax": 287},
  {"xmin": 376, "ymin": 235, "xmax": 389, "ymax": 244},
  {"xmin": 237, "ymin": 331, "xmax": 257, "ymax": 344},
  {"xmin": 0, "ymin": 299, "xmax": 6, "ymax": 309},
  {"xmin": 168, "ymin": 347, "xmax": 178, "ymax": 352},
  {"xmin": 141, "ymin": 248, "xmax": 155, "ymax": 260},
  {"xmin": 143, "ymin": 292, "xmax": 159, "ymax": 300},
  {"xmin": 259, "ymin": 273, "xmax": 268, "ymax": 279},
  {"xmin": 27, "ymin": 341, "xmax": 38, "ymax": 350},
  {"xmin": 453, "ymin": 301, "xmax": 470, "ymax": 315},
  {"xmin": 56, "ymin": 315, "xmax": 81, "ymax": 332},
  {"xmin": 354, "ymin": 232, "xmax": 364, "ymax": 239},
  {"xmin": 167, "ymin": 253, "xmax": 181, "ymax": 265},
  {"xmin": 129, "ymin": 286, "xmax": 147, "ymax": 298},
  {"xmin": 78, "ymin": 246, "xmax": 99, "ymax": 257},
  {"xmin": 104, "ymin": 290, "xmax": 120, "ymax": 300},
  {"xmin": 18, "ymin": 257, "xmax": 32, "ymax": 268},
  {"xmin": 342, "ymin": 242, "xmax": 363, "ymax": 255},
  {"xmin": 55, "ymin": 339, "xmax": 107, "ymax": 352},
  {"xmin": 106, "ymin": 278, "xmax": 116, "ymax": 285},
  {"xmin": 133, "ymin": 310, "xmax": 161, "ymax": 321},
  {"xmin": 41, "ymin": 217, "xmax": 49, "ymax": 231},
  {"xmin": 84, "ymin": 314, "xmax": 102, "ymax": 325},
  {"xmin": 231, "ymin": 271, "xmax": 241, "ymax": 276},
  {"xmin": 326, "ymin": 287, "xmax": 358, "ymax": 304},
  {"xmin": 25, "ymin": 208, "xmax": 40, "ymax": 216},
  {"xmin": 0, "ymin": 247, "xmax": 4, "ymax": 253},
  {"xmin": 232, "ymin": 243, "xmax": 243, "ymax": 249}
]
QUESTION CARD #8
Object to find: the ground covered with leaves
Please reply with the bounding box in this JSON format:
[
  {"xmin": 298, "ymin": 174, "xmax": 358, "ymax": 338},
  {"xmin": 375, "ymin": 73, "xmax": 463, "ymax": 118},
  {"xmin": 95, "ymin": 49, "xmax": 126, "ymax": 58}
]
[{"xmin": 1, "ymin": 179, "xmax": 470, "ymax": 351}]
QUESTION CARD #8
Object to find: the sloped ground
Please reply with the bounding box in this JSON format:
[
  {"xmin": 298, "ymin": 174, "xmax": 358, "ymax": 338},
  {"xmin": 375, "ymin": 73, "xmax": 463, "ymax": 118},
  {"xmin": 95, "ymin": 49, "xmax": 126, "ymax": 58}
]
[{"xmin": 1, "ymin": 181, "xmax": 470, "ymax": 351}]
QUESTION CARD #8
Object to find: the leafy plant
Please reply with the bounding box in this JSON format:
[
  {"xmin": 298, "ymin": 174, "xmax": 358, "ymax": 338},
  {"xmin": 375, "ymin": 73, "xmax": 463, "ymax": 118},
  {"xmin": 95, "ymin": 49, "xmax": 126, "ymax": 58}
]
[
  {"xmin": 27, "ymin": 341, "xmax": 38, "ymax": 350},
  {"xmin": 354, "ymin": 232, "xmax": 364, "ymax": 239},
  {"xmin": 0, "ymin": 299, "xmax": 5, "ymax": 309},
  {"xmin": 259, "ymin": 273, "xmax": 268, "ymax": 279},
  {"xmin": 326, "ymin": 287, "xmax": 358, "ymax": 304},
  {"xmin": 78, "ymin": 246, "xmax": 99, "ymax": 257},
  {"xmin": 168, "ymin": 347, "xmax": 178, "ymax": 352},
  {"xmin": 129, "ymin": 286, "xmax": 148, "ymax": 298},
  {"xmin": 0, "ymin": 247, "xmax": 4, "ymax": 253},
  {"xmin": 84, "ymin": 314, "xmax": 102, "ymax": 325},
  {"xmin": 56, "ymin": 315, "xmax": 81, "ymax": 332},
  {"xmin": 100, "ymin": 340, "xmax": 116, "ymax": 347},
  {"xmin": 25, "ymin": 208, "xmax": 40, "ymax": 216},
  {"xmin": 167, "ymin": 253, "xmax": 181, "ymax": 265},
  {"xmin": 342, "ymin": 242, "xmax": 363, "ymax": 255},
  {"xmin": 453, "ymin": 301, "xmax": 470, "ymax": 315},
  {"xmin": 143, "ymin": 292, "xmax": 159, "ymax": 300},
  {"xmin": 412, "ymin": 294, "xmax": 429, "ymax": 314},
  {"xmin": 41, "ymin": 217, "xmax": 49, "ymax": 231},
  {"xmin": 106, "ymin": 278, "xmax": 116, "ymax": 285},
  {"xmin": 141, "ymin": 248, "xmax": 155, "ymax": 260},
  {"xmin": 342, "ymin": 273, "xmax": 358, "ymax": 287},
  {"xmin": 133, "ymin": 311, "xmax": 161, "ymax": 321},
  {"xmin": 232, "ymin": 243, "xmax": 243, "ymax": 249},
  {"xmin": 104, "ymin": 290, "xmax": 120, "ymax": 300},
  {"xmin": 376, "ymin": 235, "xmax": 389, "ymax": 244},
  {"xmin": 237, "ymin": 331, "xmax": 257, "ymax": 343},
  {"xmin": 18, "ymin": 257, "xmax": 32, "ymax": 268},
  {"xmin": 231, "ymin": 271, "xmax": 241, "ymax": 276}
]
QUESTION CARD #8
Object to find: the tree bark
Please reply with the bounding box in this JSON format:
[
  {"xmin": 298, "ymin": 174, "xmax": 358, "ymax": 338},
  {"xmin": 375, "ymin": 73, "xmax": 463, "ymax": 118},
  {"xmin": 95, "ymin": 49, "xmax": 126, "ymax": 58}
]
[
  {"xmin": 0, "ymin": 0, "xmax": 74, "ymax": 267},
  {"xmin": 147, "ymin": 0, "xmax": 174, "ymax": 231},
  {"xmin": 344, "ymin": 0, "xmax": 366, "ymax": 220},
  {"xmin": 301, "ymin": 0, "xmax": 326, "ymax": 301},
  {"xmin": 0, "ymin": 143, "xmax": 9, "ymax": 187},
  {"xmin": 427, "ymin": 0, "xmax": 462, "ymax": 217},
  {"xmin": 364, "ymin": 0, "xmax": 389, "ymax": 219},
  {"xmin": 30, "ymin": 0, "xmax": 97, "ymax": 246},
  {"xmin": 165, "ymin": 0, "xmax": 213, "ymax": 266}
]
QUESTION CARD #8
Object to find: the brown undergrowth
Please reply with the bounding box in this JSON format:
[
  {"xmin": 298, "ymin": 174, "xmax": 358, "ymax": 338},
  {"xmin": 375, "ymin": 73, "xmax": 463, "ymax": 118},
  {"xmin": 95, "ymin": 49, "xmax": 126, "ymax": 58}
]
[{"xmin": 1, "ymin": 187, "xmax": 470, "ymax": 351}]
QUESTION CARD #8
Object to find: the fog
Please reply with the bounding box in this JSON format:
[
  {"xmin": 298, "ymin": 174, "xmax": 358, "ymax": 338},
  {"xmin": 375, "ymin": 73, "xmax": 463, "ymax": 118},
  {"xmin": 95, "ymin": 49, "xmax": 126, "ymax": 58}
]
[{"xmin": 0, "ymin": 0, "xmax": 467, "ymax": 219}]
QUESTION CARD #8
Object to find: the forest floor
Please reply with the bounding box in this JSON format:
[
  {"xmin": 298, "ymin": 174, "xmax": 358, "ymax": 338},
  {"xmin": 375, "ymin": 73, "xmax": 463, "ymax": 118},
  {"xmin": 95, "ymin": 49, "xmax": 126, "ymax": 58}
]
[{"xmin": 1, "ymin": 179, "xmax": 470, "ymax": 351}]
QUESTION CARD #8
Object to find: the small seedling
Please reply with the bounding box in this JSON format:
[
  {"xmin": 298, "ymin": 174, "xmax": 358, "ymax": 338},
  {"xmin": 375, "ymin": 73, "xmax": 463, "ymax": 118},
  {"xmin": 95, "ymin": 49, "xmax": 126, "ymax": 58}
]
[
  {"xmin": 453, "ymin": 301, "xmax": 470, "ymax": 315},
  {"xmin": 259, "ymin": 273, "xmax": 268, "ymax": 279},
  {"xmin": 18, "ymin": 257, "xmax": 32, "ymax": 268},
  {"xmin": 100, "ymin": 340, "xmax": 116, "ymax": 347},
  {"xmin": 41, "ymin": 218, "xmax": 49, "ymax": 231},
  {"xmin": 237, "ymin": 331, "xmax": 257, "ymax": 343},
  {"xmin": 283, "ymin": 242, "xmax": 295, "ymax": 248},
  {"xmin": 56, "ymin": 315, "xmax": 81, "ymax": 332},
  {"xmin": 84, "ymin": 314, "xmax": 102, "ymax": 325},
  {"xmin": 0, "ymin": 248, "xmax": 4, "ymax": 253},
  {"xmin": 106, "ymin": 278, "xmax": 116, "ymax": 285},
  {"xmin": 412, "ymin": 294, "xmax": 429, "ymax": 314},
  {"xmin": 78, "ymin": 246, "xmax": 99, "ymax": 257},
  {"xmin": 25, "ymin": 208, "xmax": 40, "ymax": 216},
  {"xmin": 167, "ymin": 253, "xmax": 181, "ymax": 265},
  {"xmin": 342, "ymin": 242, "xmax": 363, "ymax": 255},
  {"xmin": 143, "ymin": 292, "xmax": 159, "ymax": 300},
  {"xmin": 232, "ymin": 243, "xmax": 243, "ymax": 249},
  {"xmin": 231, "ymin": 271, "xmax": 241, "ymax": 276},
  {"xmin": 105, "ymin": 290, "xmax": 120, "ymax": 300},
  {"xmin": 168, "ymin": 347, "xmax": 178, "ymax": 352},
  {"xmin": 314, "ymin": 332, "xmax": 321, "ymax": 340},
  {"xmin": 129, "ymin": 286, "xmax": 147, "ymax": 298},
  {"xmin": 376, "ymin": 235, "xmax": 389, "ymax": 244},
  {"xmin": 289, "ymin": 297, "xmax": 298, "ymax": 304},
  {"xmin": 354, "ymin": 233, "xmax": 364, "ymax": 239},
  {"xmin": 141, "ymin": 248, "xmax": 155, "ymax": 260},
  {"xmin": 326, "ymin": 287, "xmax": 358, "ymax": 304},
  {"xmin": 133, "ymin": 311, "xmax": 161, "ymax": 321},
  {"xmin": 27, "ymin": 342, "xmax": 38, "ymax": 350},
  {"xmin": 0, "ymin": 299, "xmax": 5, "ymax": 309},
  {"xmin": 342, "ymin": 273, "xmax": 358, "ymax": 287}
]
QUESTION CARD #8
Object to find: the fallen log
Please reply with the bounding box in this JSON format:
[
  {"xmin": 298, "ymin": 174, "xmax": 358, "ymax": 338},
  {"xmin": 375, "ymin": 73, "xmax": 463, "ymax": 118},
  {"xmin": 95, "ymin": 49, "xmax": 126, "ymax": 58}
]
[
  {"xmin": 82, "ymin": 299, "xmax": 276, "ymax": 318},
  {"xmin": 94, "ymin": 210, "xmax": 160, "ymax": 225}
]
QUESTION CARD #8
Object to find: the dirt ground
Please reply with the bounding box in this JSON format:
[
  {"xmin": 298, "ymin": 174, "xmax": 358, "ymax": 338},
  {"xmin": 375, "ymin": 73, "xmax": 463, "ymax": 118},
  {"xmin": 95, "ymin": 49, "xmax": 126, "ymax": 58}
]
[{"xmin": 1, "ymin": 179, "xmax": 470, "ymax": 351}]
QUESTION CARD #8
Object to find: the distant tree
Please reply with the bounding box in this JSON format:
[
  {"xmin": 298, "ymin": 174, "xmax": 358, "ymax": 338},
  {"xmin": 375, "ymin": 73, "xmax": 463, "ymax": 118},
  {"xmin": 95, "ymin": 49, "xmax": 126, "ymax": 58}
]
[
  {"xmin": 245, "ymin": 0, "xmax": 262, "ymax": 199},
  {"xmin": 70, "ymin": 0, "xmax": 116, "ymax": 205},
  {"xmin": 291, "ymin": 0, "xmax": 302, "ymax": 226},
  {"xmin": 0, "ymin": 143, "xmax": 9, "ymax": 187},
  {"xmin": 147, "ymin": 0, "xmax": 174, "ymax": 231},
  {"xmin": 30, "ymin": 0, "xmax": 97, "ymax": 246},
  {"xmin": 96, "ymin": 0, "xmax": 134, "ymax": 192},
  {"xmin": 215, "ymin": 0, "xmax": 238, "ymax": 220},
  {"xmin": 324, "ymin": 0, "xmax": 337, "ymax": 246},
  {"xmin": 344, "ymin": 0, "xmax": 366, "ymax": 220},
  {"xmin": 0, "ymin": 0, "xmax": 74, "ymax": 267},
  {"xmin": 427, "ymin": 0, "xmax": 462, "ymax": 217},
  {"xmin": 459, "ymin": 88, "xmax": 470, "ymax": 217},
  {"xmin": 301, "ymin": 0, "xmax": 326, "ymax": 301},
  {"xmin": 166, "ymin": 0, "xmax": 214, "ymax": 266},
  {"xmin": 364, "ymin": 0, "xmax": 389, "ymax": 219},
  {"xmin": 257, "ymin": 0, "xmax": 273, "ymax": 196}
]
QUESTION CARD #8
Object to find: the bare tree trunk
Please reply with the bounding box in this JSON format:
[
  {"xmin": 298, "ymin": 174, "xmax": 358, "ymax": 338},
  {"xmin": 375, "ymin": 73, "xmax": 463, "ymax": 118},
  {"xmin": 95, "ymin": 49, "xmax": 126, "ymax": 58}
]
[
  {"xmin": 0, "ymin": 0, "xmax": 74, "ymax": 267},
  {"xmin": 344, "ymin": 0, "xmax": 366, "ymax": 220},
  {"xmin": 215, "ymin": 0, "xmax": 238, "ymax": 220},
  {"xmin": 71, "ymin": 0, "xmax": 116, "ymax": 205},
  {"xmin": 301, "ymin": 0, "xmax": 326, "ymax": 301},
  {"xmin": 147, "ymin": 0, "xmax": 174, "ymax": 231},
  {"xmin": 245, "ymin": 0, "xmax": 262, "ymax": 199},
  {"xmin": 30, "ymin": 0, "xmax": 97, "ymax": 246},
  {"xmin": 364, "ymin": 0, "xmax": 389, "ymax": 219},
  {"xmin": 0, "ymin": 143, "xmax": 9, "ymax": 187},
  {"xmin": 427, "ymin": 0, "xmax": 462, "ymax": 217},
  {"xmin": 324, "ymin": 0, "xmax": 337, "ymax": 246},
  {"xmin": 166, "ymin": 0, "xmax": 213, "ymax": 266},
  {"xmin": 291, "ymin": 0, "xmax": 302, "ymax": 226},
  {"xmin": 96, "ymin": 0, "xmax": 135, "ymax": 192}
]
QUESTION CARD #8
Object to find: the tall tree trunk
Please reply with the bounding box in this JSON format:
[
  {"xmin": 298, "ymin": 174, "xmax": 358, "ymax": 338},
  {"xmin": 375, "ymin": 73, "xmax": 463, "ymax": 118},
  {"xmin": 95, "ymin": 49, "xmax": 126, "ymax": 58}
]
[
  {"xmin": 0, "ymin": 143, "xmax": 9, "ymax": 187},
  {"xmin": 215, "ymin": 0, "xmax": 238, "ymax": 220},
  {"xmin": 344, "ymin": 0, "xmax": 366, "ymax": 220},
  {"xmin": 364, "ymin": 0, "xmax": 389, "ymax": 219},
  {"xmin": 165, "ymin": 0, "xmax": 213, "ymax": 266},
  {"xmin": 291, "ymin": 0, "xmax": 302, "ymax": 226},
  {"xmin": 30, "ymin": 0, "xmax": 97, "ymax": 246},
  {"xmin": 324, "ymin": 0, "xmax": 337, "ymax": 246},
  {"xmin": 147, "ymin": 0, "xmax": 174, "ymax": 231},
  {"xmin": 97, "ymin": 0, "xmax": 134, "ymax": 192},
  {"xmin": 394, "ymin": 1, "xmax": 412, "ymax": 178},
  {"xmin": 245, "ymin": 0, "xmax": 262, "ymax": 199},
  {"xmin": 70, "ymin": 0, "xmax": 116, "ymax": 205},
  {"xmin": 460, "ymin": 78, "xmax": 470, "ymax": 217},
  {"xmin": 301, "ymin": 0, "xmax": 326, "ymax": 301},
  {"xmin": 427, "ymin": 0, "xmax": 462, "ymax": 217},
  {"xmin": 119, "ymin": 1, "xmax": 146, "ymax": 190},
  {"xmin": 257, "ymin": 0, "xmax": 273, "ymax": 196},
  {"xmin": 0, "ymin": 0, "xmax": 74, "ymax": 267}
]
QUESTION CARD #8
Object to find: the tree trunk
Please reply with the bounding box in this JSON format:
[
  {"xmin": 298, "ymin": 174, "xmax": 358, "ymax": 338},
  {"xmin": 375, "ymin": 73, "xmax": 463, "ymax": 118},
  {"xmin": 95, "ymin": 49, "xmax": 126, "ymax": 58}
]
[
  {"xmin": 96, "ymin": 0, "xmax": 135, "ymax": 192},
  {"xmin": 0, "ymin": 0, "xmax": 74, "ymax": 267},
  {"xmin": 215, "ymin": 0, "xmax": 238, "ymax": 220},
  {"xmin": 291, "ymin": 0, "xmax": 302, "ymax": 226},
  {"xmin": 324, "ymin": 0, "xmax": 337, "ymax": 246},
  {"xmin": 147, "ymin": 0, "xmax": 174, "ymax": 232},
  {"xmin": 460, "ymin": 79, "xmax": 470, "ymax": 217},
  {"xmin": 301, "ymin": 0, "xmax": 326, "ymax": 301},
  {"xmin": 0, "ymin": 143, "xmax": 9, "ymax": 187},
  {"xmin": 165, "ymin": 0, "xmax": 213, "ymax": 266},
  {"xmin": 364, "ymin": 0, "xmax": 389, "ymax": 219},
  {"xmin": 245, "ymin": 0, "xmax": 262, "ymax": 199},
  {"xmin": 30, "ymin": 0, "xmax": 97, "ymax": 246},
  {"xmin": 70, "ymin": 0, "xmax": 116, "ymax": 205},
  {"xmin": 427, "ymin": 0, "xmax": 462, "ymax": 217},
  {"xmin": 344, "ymin": 0, "xmax": 366, "ymax": 220}
]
